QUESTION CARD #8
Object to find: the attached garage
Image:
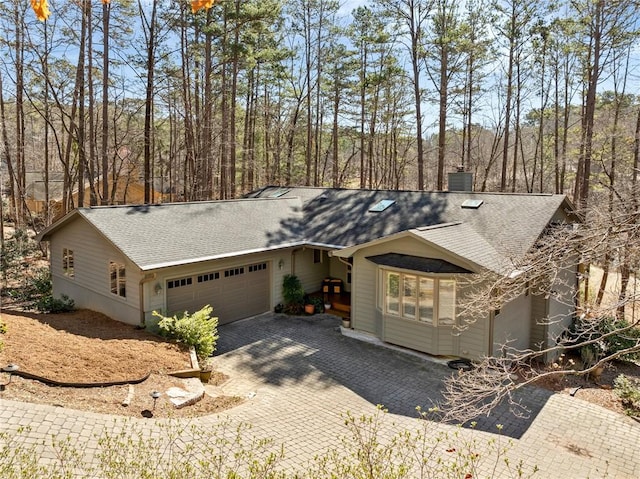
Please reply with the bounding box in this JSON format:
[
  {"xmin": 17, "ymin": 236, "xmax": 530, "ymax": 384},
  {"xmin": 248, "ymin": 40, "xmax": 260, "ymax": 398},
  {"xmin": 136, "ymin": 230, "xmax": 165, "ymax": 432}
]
[{"xmin": 166, "ymin": 261, "xmax": 270, "ymax": 325}]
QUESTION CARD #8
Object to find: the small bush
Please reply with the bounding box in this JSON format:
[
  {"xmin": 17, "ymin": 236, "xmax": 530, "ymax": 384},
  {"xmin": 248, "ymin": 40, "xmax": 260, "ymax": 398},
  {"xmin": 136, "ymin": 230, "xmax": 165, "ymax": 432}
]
[
  {"xmin": 614, "ymin": 374, "xmax": 640, "ymax": 415},
  {"xmin": 282, "ymin": 274, "xmax": 304, "ymax": 308},
  {"xmin": 602, "ymin": 318, "xmax": 640, "ymax": 361},
  {"xmin": 572, "ymin": 316, "xmax": 640, "ymax": 364},
  {"xmin": 153, "ymin": 305, "xmax": 219, "ymax": 361},
  {"xmin": 30, "ymin": 268, "xmax": 53, "ymax": 296},
  {"xmin": 3, "ymin": 267, "xmax": 58, "ymax": 311},
  {"xmin": 35, "ymin": 294, "xmax": 75, "ymax": 313}
]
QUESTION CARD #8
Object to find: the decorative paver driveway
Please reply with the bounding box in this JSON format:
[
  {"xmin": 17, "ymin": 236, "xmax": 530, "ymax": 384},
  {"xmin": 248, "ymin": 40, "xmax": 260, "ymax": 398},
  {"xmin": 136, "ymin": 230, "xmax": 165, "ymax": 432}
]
[
  {"xmin": 215, "ymin": 313, "xmax": 548, "ymax": 438},
  {"xmin": 1, "ymin": 312, "xmax": 639, "ymax": 477}
]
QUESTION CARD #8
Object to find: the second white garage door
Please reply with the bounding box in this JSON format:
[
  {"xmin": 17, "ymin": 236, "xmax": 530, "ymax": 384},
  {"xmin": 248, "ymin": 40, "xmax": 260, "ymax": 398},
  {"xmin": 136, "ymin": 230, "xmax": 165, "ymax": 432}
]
[{"xmin": 166, "ymin": 262, "xmax": 270, "ymax": 325}]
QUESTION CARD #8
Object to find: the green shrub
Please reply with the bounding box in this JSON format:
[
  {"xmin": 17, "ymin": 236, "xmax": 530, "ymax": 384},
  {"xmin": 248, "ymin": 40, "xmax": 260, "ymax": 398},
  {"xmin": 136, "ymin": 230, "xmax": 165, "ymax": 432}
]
[
  {"xmin": 614, "ymin": 374, "xmax": 640, "ymax": 415},
  {"xmin": 153, "ymin": 305, "xmax": 219, "ymax": 361},
  {"xmin": 35, "ymin": 294, "xmax": 75, "ymax": 313},
  {"xmin": 573, "ymin": 316, "xmax": 640, "ymax": 364},
  {"xmin": 30, "ymin": 268, "xmax": 53, "ymax": 296},
  {"xmin": 282, "ymin": 274, "xmax": 305, "ymax": 307},
  {"xmin": 602, "ymin": 318, "xmax": 640, "ymax": 361},
  {"xmin": 2, "ymin": 267, "xmax": 58, "ymax": 311}
]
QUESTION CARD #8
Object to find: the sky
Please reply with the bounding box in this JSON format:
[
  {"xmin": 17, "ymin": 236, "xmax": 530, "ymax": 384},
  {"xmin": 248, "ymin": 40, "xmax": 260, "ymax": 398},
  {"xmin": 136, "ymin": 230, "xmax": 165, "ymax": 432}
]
[{"xmin": 340, "ymin": 0, "xmax": 369, "ymax": 16}]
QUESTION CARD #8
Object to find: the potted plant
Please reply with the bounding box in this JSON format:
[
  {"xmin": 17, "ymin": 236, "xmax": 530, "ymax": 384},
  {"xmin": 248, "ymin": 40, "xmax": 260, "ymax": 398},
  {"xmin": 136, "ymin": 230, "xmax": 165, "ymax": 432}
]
[
  {"xmin": 303, "ymin": 296, "xmax": 324, "ymax": 315},
  {"xmin": 310, "ymin": 296, "xmax": 325, "ymax": 314}
]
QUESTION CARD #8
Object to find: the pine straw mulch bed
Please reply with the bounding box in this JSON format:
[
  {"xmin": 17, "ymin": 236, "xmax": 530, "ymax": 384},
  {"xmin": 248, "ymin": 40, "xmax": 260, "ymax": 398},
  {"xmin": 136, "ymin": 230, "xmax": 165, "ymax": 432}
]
[
  {"xmin": 530, "ymin": 354, "xmax": 640, "ymax": 416},
  {"xmin": 0, "ymin": 309, "xmax": 243, "ymax": 418}
]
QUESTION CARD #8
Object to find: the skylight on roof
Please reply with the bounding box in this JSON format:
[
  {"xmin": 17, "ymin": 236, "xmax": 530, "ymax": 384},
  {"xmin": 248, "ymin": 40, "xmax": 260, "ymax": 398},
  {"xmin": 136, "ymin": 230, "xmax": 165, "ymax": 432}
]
[
  {"xmin": 461, "ymin": 199, "xmax": 483, "ymax": 209},
  {"xmin": 369, "ymin": 199, "xmax": 395, "ymax": 212},
  {"xmin": 268, "ymin": 188, "xmax": 290, "ymax": 198}
]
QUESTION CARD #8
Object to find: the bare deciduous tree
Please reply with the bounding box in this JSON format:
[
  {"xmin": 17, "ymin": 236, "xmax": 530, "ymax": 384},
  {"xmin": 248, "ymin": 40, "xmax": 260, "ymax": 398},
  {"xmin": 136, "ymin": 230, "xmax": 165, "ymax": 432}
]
[{"xmin": 443, "ymin": 187, "xmax": 640, "ymax": 422}]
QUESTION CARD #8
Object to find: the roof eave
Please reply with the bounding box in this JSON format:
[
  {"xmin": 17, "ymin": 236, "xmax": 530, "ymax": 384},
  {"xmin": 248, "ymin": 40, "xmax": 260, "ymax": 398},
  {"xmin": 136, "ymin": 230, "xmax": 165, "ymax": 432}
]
[{"xmin": 139, "ymin": 241, "xmax": 312, "ymax": 271}]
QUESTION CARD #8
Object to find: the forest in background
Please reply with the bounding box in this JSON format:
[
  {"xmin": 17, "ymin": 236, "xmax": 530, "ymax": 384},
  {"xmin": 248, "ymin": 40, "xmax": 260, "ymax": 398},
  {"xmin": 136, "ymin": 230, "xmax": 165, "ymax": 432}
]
[{"xmin": 0, "ymin": 0, "xmax": 639, "ymax": 230}]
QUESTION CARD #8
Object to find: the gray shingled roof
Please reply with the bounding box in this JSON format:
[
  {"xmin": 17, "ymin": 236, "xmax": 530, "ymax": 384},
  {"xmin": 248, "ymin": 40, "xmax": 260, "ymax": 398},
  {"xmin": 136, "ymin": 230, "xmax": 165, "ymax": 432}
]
[
  {"xmin": 43, "ymin": 198, "xmax": 305, "ymax": 270},
  {"xmin": 410, "ymin": 223, "xmax": 509, "ymax": 273},
  {"xmin": 366, "ymin": 253, "xmax": 472, "ymax": 274},
  {"xmin": 40, "ymin": 186, "xmax": 573, "ymax": 272},
  {"xmin": 249, "ymin": 186, "xmax": 574, "ymax": 261}
]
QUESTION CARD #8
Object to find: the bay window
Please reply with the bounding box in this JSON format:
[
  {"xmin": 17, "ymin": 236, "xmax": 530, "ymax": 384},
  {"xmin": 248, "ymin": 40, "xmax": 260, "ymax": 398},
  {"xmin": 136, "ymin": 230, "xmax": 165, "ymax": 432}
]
[{"xmin": 384, "ymin": 270, "xmax": 456, "ymax": 326}]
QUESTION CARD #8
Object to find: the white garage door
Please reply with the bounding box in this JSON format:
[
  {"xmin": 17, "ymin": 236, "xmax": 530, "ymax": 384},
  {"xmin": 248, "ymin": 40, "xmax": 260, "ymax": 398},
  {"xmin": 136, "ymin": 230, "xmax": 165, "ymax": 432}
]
[{"xmin": 166, "ymin": 262, "xmax": 270, "ymax": 325}]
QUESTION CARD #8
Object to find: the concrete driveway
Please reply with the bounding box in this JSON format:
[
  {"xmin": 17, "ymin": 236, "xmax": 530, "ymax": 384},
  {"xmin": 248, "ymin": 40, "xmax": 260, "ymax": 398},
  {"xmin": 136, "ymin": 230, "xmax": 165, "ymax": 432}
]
[{"xmin": 1, "ymin": 312, "xmax": 639, "ymax": 477}]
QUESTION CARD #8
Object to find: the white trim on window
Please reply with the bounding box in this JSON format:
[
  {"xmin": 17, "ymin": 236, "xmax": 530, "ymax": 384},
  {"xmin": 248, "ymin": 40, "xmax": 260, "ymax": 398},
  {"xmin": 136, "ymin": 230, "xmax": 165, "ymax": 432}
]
[
  {"xmin": 383, "ymin": 269, "xmax": 456, "ymax": 326},
  {"xmin": 63, "ymin": 248, "xmax": 74, "ymax": 278},
  {"xmin": 109, "ymin": 261, "xmax": 126, "ymax": 298}
]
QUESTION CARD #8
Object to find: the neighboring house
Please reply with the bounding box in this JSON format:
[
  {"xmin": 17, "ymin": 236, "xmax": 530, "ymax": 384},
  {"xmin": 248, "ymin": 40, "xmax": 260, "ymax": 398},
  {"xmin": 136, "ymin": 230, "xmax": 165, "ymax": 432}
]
[
  {"xmin": 24, "ymin": 171, "xmax": 65, "ymax": 216},
  {"xmin": 38, "ymin": 177, "xmax": 578, "ymax": 361},
  {"xmin": 25, "ymin": 171, "xmax": 165, "ymax": 220}
]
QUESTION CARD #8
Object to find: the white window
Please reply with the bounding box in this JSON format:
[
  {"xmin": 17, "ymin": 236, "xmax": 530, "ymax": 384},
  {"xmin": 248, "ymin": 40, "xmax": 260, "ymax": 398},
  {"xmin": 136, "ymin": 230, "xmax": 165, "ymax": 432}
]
[
  {"xmin": 63, "ymin": 248, "xmax": 74, "ymax": 278},
  {"xmin": 384, "ymin": 270, "xmax": 456, "ymax": 326},
  {"xmin": 109, "ymin": 262, "xmax": 126, "ymax": 298},
  {"xmin": 418, "ymin": 277, "xmax": 434, "ymax": 323},
  {"xmin": 386, "ymin": 272, "xmax": 400, "ymax": 315},
  {"xmin": 402, "ymin": 274, "xmax": 417, "ymax": 318}
]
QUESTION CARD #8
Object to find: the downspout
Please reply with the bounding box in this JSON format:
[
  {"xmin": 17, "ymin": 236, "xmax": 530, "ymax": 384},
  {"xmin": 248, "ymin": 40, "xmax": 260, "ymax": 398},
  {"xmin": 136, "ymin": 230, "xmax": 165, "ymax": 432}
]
[
  {"xmin": 139, "ymin": 272, "xmax": 156, "ymax": 327},
  {"xmin": 291, "ymin": 248, "xmax": 303, "ymax": 275},
  {"xmin": 337, "ymin": 256, "xmax": 351, "ymax": 269},
  {"xmin": 337, "ymin": 256, "xmax": 352, "ymax": 291},
  {"xmin": 488, "ymin": 309, "xmax": 495, "ymax": 358}
]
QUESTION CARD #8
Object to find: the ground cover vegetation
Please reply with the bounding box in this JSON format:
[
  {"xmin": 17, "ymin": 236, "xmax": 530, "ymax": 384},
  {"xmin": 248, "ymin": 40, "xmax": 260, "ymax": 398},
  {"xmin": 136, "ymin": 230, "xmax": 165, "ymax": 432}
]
[{"xmin": 0, "ymin": 407, "xmax": 537, "ymax": 479}]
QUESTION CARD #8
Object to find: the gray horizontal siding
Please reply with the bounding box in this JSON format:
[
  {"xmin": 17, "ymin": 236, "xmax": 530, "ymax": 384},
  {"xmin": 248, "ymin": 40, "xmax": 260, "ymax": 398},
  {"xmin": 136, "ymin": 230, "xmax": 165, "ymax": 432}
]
[
  {"xmin": 383, "ymin": 315, "xmax": 434, "ymax": 353},
  {"xmin": 49, "ymin": 216, "xmax": 141, "ymax": 324},
  {"xmin": 530, "ymin": 294, "xmax": 547, "ymax": 351},
  {"xmin": 352, "ymin": 251, "xmax": 378, "ymax": 334},
  {"xmin": 294, "ymin": 248, "xmax": 330, "ymax": 295}
]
